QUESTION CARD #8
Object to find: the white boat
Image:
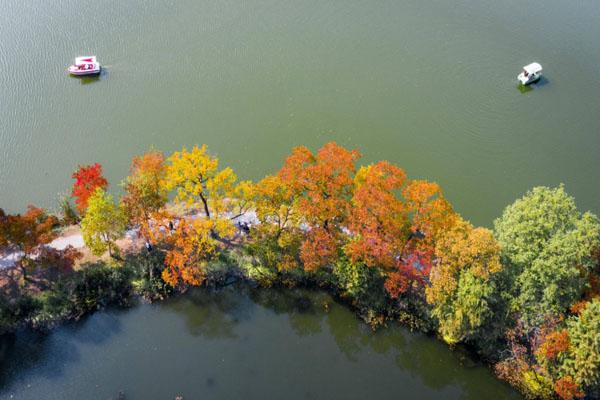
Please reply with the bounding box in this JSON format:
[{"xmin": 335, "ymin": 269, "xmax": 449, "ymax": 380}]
[
  {"xmin": 518, "ymin": 62, "xmax": 542, "ymax": 85},
  {"xmin": 68, "ymin": 56, "xmax": 101, "ymax": 76}
]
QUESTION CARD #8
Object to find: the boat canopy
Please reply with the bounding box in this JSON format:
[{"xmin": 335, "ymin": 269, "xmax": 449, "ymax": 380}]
[
  {"xmin": 523, "ymin": 62, "xmax": 542, "ymax": 74},
  {"xmin": 75, "ymin": 56, "xmax": 97, "ymax": 64}
]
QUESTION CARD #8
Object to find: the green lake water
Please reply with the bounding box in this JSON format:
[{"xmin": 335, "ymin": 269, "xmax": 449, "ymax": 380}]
[
  {"xmin": 1, "ymin": 0, "xmax": 599, "ymax": 225},
  {"xmin": 1, "ymin": 0, "xmax": 600, "ymax": 398},
  {"xmin": 0, "ymin": 287, "xmax": 520, "ymax": 399}
]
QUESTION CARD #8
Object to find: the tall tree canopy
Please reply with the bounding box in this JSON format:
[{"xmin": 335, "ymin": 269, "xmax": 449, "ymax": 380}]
[
  {"xmin": 402, "ymin": 180, "xmax": 457, "ymax": 251},
  {"xmin": 81, "ymin": 188, "xmax": 127, "ymax": 257},
  {"xmin": 494, "ymin": 185, "xmax": 600, "ymax": 326},
  {"xmin": 161, "ymin": 218, "xmax": 226, "ymax": 287},
  {"xmin": 121, "ymin": 149, "xmax": 168, "ymax": 238},
  {"xmin": 346, "ymin": 161, "xmax": 409, "ymax": 269},
  {"xmin": 71, "ymin": 163, "xmax": 108, "ymax": 214},
  {"xmin": 162, "ymin": 145, "xmax": 236, "ymax": 218},
  {"xmin": 251, "ymin": 174, "xmax": 303, "ymax": 271},
  {"xmin": 278, "ymin": 142, "xmax": 359, "ymax": 271},
  {"xmin": 158, "ymin": 145, "xmax": 253, "ymax": 287}
]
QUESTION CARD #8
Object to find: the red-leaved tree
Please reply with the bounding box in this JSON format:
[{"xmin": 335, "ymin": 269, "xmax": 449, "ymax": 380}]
[{"xmin": 71, "ymin": 163, "xmax": 108, "ymax": 214}]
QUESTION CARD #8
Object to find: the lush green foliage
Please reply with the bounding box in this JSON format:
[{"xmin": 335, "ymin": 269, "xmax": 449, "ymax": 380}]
[
  {"xmin": 561, "ymin": 300, "xmax": 600, "ymax": 395},
  {"xmin": 81, "ymin": 188, "xmax": 127, "ymax": 257},
  {"xmin": 494, "ymin": 185, "xmax": 600, "ymax": 326},
  {"xmin": 427, "ymin": 219, "xmax": 502, "ymax": 344}
]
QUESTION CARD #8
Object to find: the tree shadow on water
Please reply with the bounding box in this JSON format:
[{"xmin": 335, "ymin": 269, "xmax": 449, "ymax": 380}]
[
  {"xmin": 249, "ymin": 287, "xmax": 329, "ymax": 337},
  {"xmin": 394, "ymin": 333, "xmax": 520, "ymax": 399},
  {"xmin": 61, "ymin": 309, "xmax": 124, "ymax": 345},
  {"xmin": 0, "ymin": 330, "xmax": 78, "ymax": 393},
  {"xmin": 163, "ymin": 285, "xmax": 252, "ymax": 339},
  {"xmin": 0, "ymin": 310, "xmax": 124, "ymax": 395}
]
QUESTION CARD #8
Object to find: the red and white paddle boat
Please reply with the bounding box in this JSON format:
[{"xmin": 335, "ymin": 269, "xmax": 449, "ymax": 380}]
[{"xmin": 68, "ymin": 56, "xmax": 101, "ymax": 76}]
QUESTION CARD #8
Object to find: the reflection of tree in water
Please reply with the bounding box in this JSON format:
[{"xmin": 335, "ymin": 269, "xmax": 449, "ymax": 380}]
[
  {"xmin": 164, "ymin": 286, "xmax": 252, "ymax": 339},
  {"xmin": 0, "ymin": 312, "xmax": 122, "ymax": 393},
  {"xmin": 0, "ymin": 332, "xmax": 53, "ymax": 390},
  {"xmin": 249, "ymin": 288, "xmax": 327, "ymax": 337},
  {"xmin": 324, "ymin": 303, "xmax": 366, "ymax": 361},
  {"xmin": 297, "ymin": 293, "xmax": 518, "ymax": 399},
  {"xmin": 161, "ymin": 286, "xmax": 518, "ymax": 399},
  {"xmin": 394, "ymin": 331, "xmax": 519, "ymax": 399}
]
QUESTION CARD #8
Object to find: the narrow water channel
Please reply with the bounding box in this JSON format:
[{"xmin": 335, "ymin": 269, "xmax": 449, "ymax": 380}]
[{"xmin": 0, "ymin": 287, "xmax": 519, "ymax": 399}]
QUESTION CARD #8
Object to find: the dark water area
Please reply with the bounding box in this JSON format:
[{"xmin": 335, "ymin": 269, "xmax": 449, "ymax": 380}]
[{"xmin": 0, "ymin": 287, "xmax": 519, "ymax": 399}]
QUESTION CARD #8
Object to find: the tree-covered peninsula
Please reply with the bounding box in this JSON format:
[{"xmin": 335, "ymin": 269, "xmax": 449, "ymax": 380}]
[{"xmin": 1, "ymin": 143, "xmax": 598, "ymax": 400}]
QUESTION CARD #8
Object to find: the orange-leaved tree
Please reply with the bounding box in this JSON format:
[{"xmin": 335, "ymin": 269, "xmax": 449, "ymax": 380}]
[
  {"xmin": 402, "ymin": 180, "xmax": 457, "ymax": 251},
  {"xmin": 161, "ymin": 218, "xmax": 222, "ymax": 286},
  {"xmin": 121, "ymin": 149, "xmax": 168, "ymax": 240},
  {"xmin": 71, "ymin": 163, "xmax": 108, "ymax": 214},
  {"xmin": 382, "ymin": 180, "xmax": 458, "ymax": 297},
  {"xmin": 554, "ymin": 376, "xmax": 584, "ymax": 400},
  {"xmin": 0, "ymin": 206, "xmax": 57, "ymax": 282},
  {"xmin": 346, "ymin": 161, "xmax": 409, "ymax": 269},
  {"xmin": 278, "ymin": 142, "xmax": 359, "ymax": 271}
]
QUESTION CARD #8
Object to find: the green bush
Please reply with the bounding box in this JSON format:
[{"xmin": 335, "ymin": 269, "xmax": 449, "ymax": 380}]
[
  {"xmin": 0, "ymin": 294, "xmax": 42, "ymax": 334},
  {"xmin": 124, "ymin": 251, "xmax": 171, "ymax": 300},
  {"xmin": 333, "ymin": 257, "xmax": 388, "ymax": 314}
]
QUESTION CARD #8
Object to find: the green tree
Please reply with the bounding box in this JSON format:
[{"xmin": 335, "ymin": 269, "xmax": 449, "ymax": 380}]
[
  {"xmin": 427, "ymin": 218, "xmax": 502, "ymax": 344},
  {"xmin": 81, "ymin": 188, "xmax": 127, "ymax": 257},
  {"xmin": 561, "ymin": 299, "xmax": 600, "ymax": 395},
  {"xmin": 494, "ymin": 185, "xmax": 600, "ymax": 326}
]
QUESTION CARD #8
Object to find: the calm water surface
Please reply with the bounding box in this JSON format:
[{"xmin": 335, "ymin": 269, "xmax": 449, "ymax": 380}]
[
  {"xmin": 0, "ymin": 287, "xmax": 519, "ymax": 399},
  {"xmin": 1, "ymin": 0, "xmax": 600, "ymax": 224}
]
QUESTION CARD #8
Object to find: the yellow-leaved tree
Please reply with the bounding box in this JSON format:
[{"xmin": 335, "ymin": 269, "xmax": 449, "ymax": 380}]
[
  {"xmin": 81, "ymin": 188, "xmax": 127, "ymax": 258},
  {"xmin": 158, "ymin": 145, "xmax": 254, "ymax": 286},
  {"xmin": 426, "ymin": 217, "xmax": 502, "ymax": 344},
  {"xmin": 250, "ymin": 174, "xmax": 303, "ymax": 272}
]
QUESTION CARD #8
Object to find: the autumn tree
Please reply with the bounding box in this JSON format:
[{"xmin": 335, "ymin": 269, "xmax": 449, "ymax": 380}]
[
  {"xmin": 81, "ymin": 188, "xmax": 127, "ymax": 257},
  {"xmin": 278, "ymin": 142, "xmax": 359, "ymax": 271},
  {"xmin": 250, "ymin": 174, "xmax": 303, "ymax": 271},
  {"xmin": 381, "ymin": 180, "xmax": 458, "ymax": 299},
  {"xmin": 121, "ymin": 149, "xmax": 168, "ymax": 239},
  {"xmin": 402, "ymin": 180, "xmax": 457, "ymax": 251},
  {"xmin": 0, "ymin": 206, "xmax": 57, "ymax": 281},
  {"xmin": 554, "ymin": 376, "xmax": 584, "ymax": 400},
  {"xmin": 494, "ymin": 185, "xmax": 600, "ymax": 327},
  {"xmin": 71, "ymin": 163, "xmax": 108, "ymax": 214},
  {"xmin": 384, "ymin": 250, "xmax": 433, "ymax": 299},
  {"xmin": 345, "ymin": 161, "xmax": 410, "ymax": 269},
  {"xmin": 158, "ymin": 145, "xmax": 252, "ymax": 286},
  {"xmin": 495, "ymin": 317, "xmax": 562, "ymax": 399},
  {"xmin": 426, "ymin": 218, "xmax": 502, "ymax": 344},
  {"xmin": 160, "ymin": 218, "xmax": 226, "ymax": 286},
  {"xmin": 496, "ymin": 300, "xmax": 598, "ymax": 399}
]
